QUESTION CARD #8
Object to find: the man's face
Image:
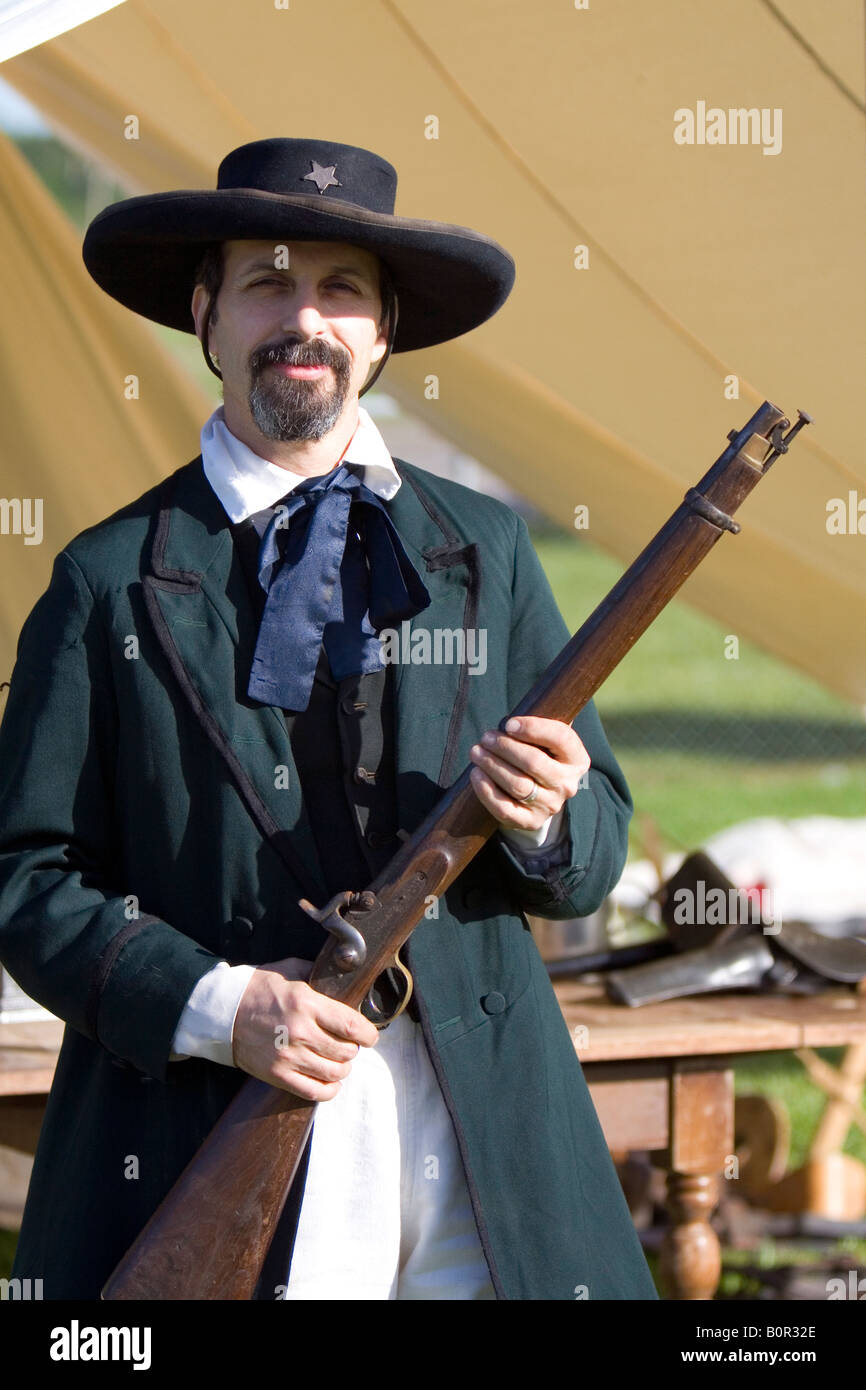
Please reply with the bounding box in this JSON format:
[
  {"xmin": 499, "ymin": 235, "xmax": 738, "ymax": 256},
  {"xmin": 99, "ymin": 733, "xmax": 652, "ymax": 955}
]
[{"xmin": 191, "ymin": 239, "xmax": 389, "ymax": 443}]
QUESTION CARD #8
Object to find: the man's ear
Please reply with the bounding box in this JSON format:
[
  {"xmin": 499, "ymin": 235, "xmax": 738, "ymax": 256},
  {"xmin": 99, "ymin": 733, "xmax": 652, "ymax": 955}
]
[
  {"xmin": 191, "ymin": 284, "xmax": 209, "ymax": 342},
  {"xmin": 370, "ymin": 333, "xmax": 389, "ymax": 364},
  {"xmin": 374, "ymin": 283, "xmax": 397, "ymax": 361}
]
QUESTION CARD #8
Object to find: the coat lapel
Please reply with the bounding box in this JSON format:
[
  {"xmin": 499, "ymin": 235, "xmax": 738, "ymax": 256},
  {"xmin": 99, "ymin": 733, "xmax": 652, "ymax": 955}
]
[
  {"xmin": 142, "ymin": 458, "xmax": 330, "ymax": 903},
  {"xmin": 141, "ymin": 455, "xmax": 479, "ymax": 900},
  {"xmin": 386, "ymin": 462, "xmax": 481, "ymax": 833}
]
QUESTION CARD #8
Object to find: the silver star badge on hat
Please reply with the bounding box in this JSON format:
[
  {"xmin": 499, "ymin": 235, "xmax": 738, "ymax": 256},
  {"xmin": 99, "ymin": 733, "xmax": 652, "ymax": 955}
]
[{"xmin": 303, "ymin": 160, "xmax": 342, "ymax": 194}]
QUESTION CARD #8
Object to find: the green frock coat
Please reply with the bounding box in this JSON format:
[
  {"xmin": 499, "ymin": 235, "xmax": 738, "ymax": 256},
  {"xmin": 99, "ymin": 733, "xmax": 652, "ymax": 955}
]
[{"xmin": 0, "ymin": 454, "xmax": 658, "ymax": 1301}]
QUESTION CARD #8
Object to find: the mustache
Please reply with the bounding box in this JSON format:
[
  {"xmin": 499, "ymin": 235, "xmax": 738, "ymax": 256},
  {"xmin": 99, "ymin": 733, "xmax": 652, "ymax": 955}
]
[{"xmin": 250, "ymin": 338, "xmax": 351, "ymax": 373}]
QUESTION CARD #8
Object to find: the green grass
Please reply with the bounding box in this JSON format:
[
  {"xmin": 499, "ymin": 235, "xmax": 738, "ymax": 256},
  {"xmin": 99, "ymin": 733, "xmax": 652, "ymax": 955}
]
[
  {"xmin": 735, "ymin": 1047, "xmax": 866, "ymax": 1169},
  {"xmin": 619, "ymin": 753, "xmax": 865, "ymax": 850},
  {"xmin": 533, "ymin": 530, "xmax": 866, "ymax": 853},
  {"xmin": 535, "ymin": 531, "xmax": 853, "ymax": 714}
]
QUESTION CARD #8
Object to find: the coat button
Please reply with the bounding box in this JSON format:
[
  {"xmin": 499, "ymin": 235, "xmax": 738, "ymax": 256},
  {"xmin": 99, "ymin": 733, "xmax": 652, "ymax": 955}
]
[
  {"xmin": 481, "ymin": 992, "xmax": 506, "ymax": 1015},
  {"xmin": 463, "ymin": 887, "xmax": 484, "ymax": 909},
  {"xmin": 366, "ymin": 829, "xmax": 395, "ymax": 848},
  {"xmin": 233, "ymin": 917, "xmax": 255, "ymax": 938}
]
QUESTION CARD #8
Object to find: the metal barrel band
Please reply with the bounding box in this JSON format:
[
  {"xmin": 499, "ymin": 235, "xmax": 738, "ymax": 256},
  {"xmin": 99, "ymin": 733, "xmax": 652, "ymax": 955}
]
[{"xmin": 683, "ymin": 488, "xmax": 741, "ymax": 535}]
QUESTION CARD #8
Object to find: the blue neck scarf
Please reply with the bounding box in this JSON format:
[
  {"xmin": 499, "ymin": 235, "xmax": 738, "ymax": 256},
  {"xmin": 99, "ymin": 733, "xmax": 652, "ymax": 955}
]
[{"xmin": 247, "ymin": 463, "xmax": 431, "ymax": 711}]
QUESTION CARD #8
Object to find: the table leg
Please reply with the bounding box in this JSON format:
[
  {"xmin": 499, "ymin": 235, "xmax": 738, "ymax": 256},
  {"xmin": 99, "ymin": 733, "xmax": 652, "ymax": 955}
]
[
  {"xmin": 659, "ymin": 1170, "xmax": 721, "ymax": 1300},
  {"xmin": 657, "ymin": 1060, "xmax": 734, "ymax": 1301},
  {"xmin": 0, "ymin": 1095, "xmax": 46, "ymax": 1154}
]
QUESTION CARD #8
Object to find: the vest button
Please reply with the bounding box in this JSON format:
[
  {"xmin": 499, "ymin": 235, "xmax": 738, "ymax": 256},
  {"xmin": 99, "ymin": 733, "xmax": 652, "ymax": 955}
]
[
  {"xmin": 481, "ymin": 992, "xmax": 507, "ymax": 1015},
  {"xmin": 354, "ymin": 766, "xmax": 376, "ymax": 785},
  {"xmin": 366, "ymin": 830, "xmax": 394, "ymax": 848},
  {"xmin": 233, "ymin": 916, "xmax": 255, "ymax": 938}
]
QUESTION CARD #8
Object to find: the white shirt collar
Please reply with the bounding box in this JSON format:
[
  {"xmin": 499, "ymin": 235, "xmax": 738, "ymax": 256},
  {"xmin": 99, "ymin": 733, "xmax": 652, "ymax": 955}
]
[{"xmin": 200, "ymin": 404, "xmax": 401, "ymax": 523}]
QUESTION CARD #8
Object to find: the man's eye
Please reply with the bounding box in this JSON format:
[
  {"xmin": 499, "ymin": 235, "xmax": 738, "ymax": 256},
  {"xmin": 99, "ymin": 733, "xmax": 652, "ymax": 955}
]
[{"xmin": 248, "ymin": 277, "xmax": 358, "ymax": 291}]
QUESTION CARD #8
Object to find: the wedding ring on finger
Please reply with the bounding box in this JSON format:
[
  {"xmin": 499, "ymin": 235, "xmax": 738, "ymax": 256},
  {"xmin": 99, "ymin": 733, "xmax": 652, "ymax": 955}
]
[{"xmin": 517, "ymin": 777, "xmax": 539, "ymax": 804}]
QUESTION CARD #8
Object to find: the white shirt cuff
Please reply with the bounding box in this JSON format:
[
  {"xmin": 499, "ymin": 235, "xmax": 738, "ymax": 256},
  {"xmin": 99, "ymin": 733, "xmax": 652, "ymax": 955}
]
[
  {"xmin": 169, "ymin": 961, "xmax": 256, "ymax": 1068},
  {"xmin": 498, "ymin": 806, "xmax": 566, "ymax": 855}
]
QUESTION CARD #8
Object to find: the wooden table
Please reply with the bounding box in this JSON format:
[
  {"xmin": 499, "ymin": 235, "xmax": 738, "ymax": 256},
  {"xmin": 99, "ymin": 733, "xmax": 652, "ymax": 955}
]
[
  {"xmin": 4, "ymin": 995, "xmax": 866, "ymax": 1300},
  {"xmin": 0, "ymin": 1019, "xmax": 64, "ymax": 1156},
  {"xmin": 555, "ymin": 981, "xmax": 866, "ymax": 1300}
]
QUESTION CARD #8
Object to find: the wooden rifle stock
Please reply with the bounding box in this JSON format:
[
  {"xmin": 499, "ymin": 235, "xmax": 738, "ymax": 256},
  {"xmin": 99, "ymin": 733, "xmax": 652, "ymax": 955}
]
[{"xmin": 102, "ymin": 401, "xmax": 809, "ymax": 1299}]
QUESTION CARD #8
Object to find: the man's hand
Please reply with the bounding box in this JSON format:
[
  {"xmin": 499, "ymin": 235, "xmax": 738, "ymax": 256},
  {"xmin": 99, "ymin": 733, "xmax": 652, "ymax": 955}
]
[
  {"xmin": 232, "ymin": 957, "xmax": 380, "ymax": 1101},
  {"xmin": 468, "ymin": 715, "xmax": 590, "ymax": 832}
]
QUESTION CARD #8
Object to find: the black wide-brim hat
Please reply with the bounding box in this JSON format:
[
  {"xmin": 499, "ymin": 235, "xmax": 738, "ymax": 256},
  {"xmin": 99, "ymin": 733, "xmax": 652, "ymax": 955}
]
[{"xmin": 82, "ymin": 138, "xmax": 516, "ymax": 353}]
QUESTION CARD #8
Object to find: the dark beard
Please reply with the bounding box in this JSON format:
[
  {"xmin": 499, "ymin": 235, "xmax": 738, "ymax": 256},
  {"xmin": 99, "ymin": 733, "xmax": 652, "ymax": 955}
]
[{"xmin": 248, "ymin": 338, "xmax": 353, "ymax": 441}]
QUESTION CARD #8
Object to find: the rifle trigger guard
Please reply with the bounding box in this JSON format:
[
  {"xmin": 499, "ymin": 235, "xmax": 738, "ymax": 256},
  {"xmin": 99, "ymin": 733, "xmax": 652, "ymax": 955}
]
[
  {"xmin": 361, "ymin": 947, "xmax": 415, "ymax": 1030},
  {"xmin": 298, "ymin": 890, "xmax": 372, "ymax": 972}
]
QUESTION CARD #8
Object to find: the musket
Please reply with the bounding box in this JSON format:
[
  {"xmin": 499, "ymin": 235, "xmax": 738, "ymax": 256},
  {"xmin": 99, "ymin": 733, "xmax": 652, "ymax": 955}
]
[{"xmin": 102, "ymin": 400, "xmax": 810, "ymax": 1299}]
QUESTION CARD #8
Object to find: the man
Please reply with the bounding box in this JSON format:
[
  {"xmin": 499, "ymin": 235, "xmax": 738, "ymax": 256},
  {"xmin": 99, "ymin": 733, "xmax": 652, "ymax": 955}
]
[{"xmin": 0, "ymin": 138, "xmax": 657, "ymax": 1300}]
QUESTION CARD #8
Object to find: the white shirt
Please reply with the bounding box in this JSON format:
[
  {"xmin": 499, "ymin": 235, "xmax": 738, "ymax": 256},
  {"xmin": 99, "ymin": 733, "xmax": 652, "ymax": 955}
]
[
  {"xmin": 170, "ymin": 405, "xmax": 567, "ymax": 1064},
  {"xmin": 200, "ymin": 402, "xmax": 403, "ymax": 519}
]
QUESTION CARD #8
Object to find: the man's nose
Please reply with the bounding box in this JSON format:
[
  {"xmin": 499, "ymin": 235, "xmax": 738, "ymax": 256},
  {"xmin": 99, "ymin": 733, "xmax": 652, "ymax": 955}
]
[{"xmin": 280, "ymin": 293, "xmax": 326, "ymax": 338}]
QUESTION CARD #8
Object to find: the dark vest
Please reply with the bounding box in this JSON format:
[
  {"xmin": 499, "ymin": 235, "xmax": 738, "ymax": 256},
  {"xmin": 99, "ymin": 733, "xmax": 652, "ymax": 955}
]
[{"xmin": 231, "ymin": 508, "xmax": 406, "ymax": 916}]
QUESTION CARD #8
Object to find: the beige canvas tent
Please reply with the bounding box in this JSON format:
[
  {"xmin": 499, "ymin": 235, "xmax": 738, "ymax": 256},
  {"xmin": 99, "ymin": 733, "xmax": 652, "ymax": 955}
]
[{"xmin": 1, "ymin": 0, "xmax": 864, "ymax": 701}]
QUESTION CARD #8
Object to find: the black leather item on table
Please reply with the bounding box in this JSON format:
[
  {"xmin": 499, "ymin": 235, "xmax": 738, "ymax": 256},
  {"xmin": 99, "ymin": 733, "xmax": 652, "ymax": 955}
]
[{"xmin": 604, "ymin": 850, "xmax": 866, "ymax": 1008}]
